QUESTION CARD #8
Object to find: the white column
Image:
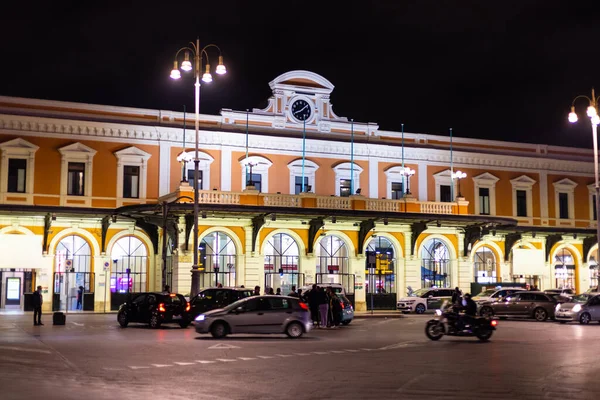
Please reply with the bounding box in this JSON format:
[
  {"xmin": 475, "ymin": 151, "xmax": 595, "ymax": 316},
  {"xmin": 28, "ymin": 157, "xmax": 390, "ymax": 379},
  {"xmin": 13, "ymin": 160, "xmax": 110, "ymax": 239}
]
[
  {"xmin": 159, "ymin": 140, "xmax": 171, "ymax": 196},
  {"xmin": 221, "ymin": 146, "xmax": 232, "ymax": 191},
  {"xmin": 368, "ymin": 158, "xmax": 378, "ymax": 199},
  {"xmin": 418, "ymin": 161, "xmax": 428, "ymax": 201}
]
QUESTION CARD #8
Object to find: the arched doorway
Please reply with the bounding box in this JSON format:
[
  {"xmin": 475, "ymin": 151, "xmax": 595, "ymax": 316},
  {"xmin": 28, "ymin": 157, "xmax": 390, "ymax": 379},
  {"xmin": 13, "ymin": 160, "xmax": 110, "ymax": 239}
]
[
  {"xmin": 421, "ymin": 238, "xmax": 450, "ymax": 288},
  {"xmin": 53, "ymin": 235, "xmax": 93, "ymax": 312},
  {"xmin": 110, "ymin": 236, "xmax": 148, "ymax": 310},
  {"xmin": 315, "ymin": 235, "xmax": 355, "ymax": 303},
  {"xmin": 199, "ymin": 232, "xmax": 236, "ymax": 287},
  {"xmin": 264, "ymin": 233, "xmax": 302, "ymax": 295},
  {"xmin": 588, "ymin": 246, "xmax": 598, "ymax": 290},
  {"xmin": 474, "ymin": 246, "xmax": 497, "ymax": 284},
  {"xmin": 365, "ymin": 236, "xmax": 396, "ymax": 309},
  {"xmin": 553, "ymin": 248, "xmax": 575, "ymax": 289}
]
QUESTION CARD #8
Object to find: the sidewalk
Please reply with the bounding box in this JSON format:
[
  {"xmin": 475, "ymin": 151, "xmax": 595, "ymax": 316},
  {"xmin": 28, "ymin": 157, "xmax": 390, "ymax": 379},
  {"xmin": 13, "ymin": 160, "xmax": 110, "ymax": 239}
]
[{"xmin": 353, "ymin": 310, "xmax": 405, "ymax": 318}]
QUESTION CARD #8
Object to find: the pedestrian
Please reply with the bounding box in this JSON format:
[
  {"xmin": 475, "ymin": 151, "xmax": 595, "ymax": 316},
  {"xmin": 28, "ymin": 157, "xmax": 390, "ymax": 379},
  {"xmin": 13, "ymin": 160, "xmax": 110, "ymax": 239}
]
[
  {"xmin": 240, "ymin": 285, "xmax": 245, "ymax": 288},
  {"xmin": 451, "ymin": 287, "xmax": 462, "ymax": 305},
  {"xmin": 217, "ymin": 283, "xmax": 223, "ymax": 288},
  {"xmin": 287, "ymin": 285, "xmax": 299, "ymax": 297},
  {"xmin": 268, "ymin": 287, "xmax": 275, "ymax": 295},
  {"xmin": 317, "ymin": 287, "xmax": 329, "ymax": 329},
  {"xmin": 275, "ymin": 288, "xmax": 282, "ymax": 295},
  {"xmin": 297, "ymin": 289, "xmax": 303, "ymax": 300},
  {"xmin": 162, "ymin": 285, "xmax": 171, "ymax": 294},
  {"xmin": 253, "ymin": 286, "xmax": 261, "ymax": 296},
  {"xmin": 308, "ymin": 284, "xmax": 319, "ymax": 326},
  {"xmin": 76, "ymin": 286, "xmax": 84, "ymax": 310},
  {"xmin": 329, "ymin": 288, "xmax": 342, "ymax": 328},
  {"xmin": 32, "ymin": 285, "xmax": 43, "ymax": 326}
]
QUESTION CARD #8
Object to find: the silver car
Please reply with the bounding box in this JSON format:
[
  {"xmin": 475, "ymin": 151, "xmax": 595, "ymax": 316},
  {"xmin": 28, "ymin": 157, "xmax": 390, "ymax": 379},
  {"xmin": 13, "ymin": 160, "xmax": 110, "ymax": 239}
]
[
  {"xmin": 555, "ymin": 293, "xmax": 600, "ymax": 324},
  {"xmin": 194, "ymin": 295, "xmax": 312, "ymax": 338}
]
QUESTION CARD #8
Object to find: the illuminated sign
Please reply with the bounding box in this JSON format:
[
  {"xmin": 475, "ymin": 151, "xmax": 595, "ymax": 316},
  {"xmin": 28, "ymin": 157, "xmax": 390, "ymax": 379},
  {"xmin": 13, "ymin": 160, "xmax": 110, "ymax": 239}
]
[{"xmin": 6, "ymin": 278, "xmax": 20, "ymax": 300}]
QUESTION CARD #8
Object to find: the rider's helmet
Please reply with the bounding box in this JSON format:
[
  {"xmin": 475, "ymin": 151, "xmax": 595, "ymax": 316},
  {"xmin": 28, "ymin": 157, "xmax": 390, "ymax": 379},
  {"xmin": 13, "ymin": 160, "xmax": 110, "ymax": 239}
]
[{"xmin": 464, "ymin": 293, "xmax": 472, "ymax": 299}]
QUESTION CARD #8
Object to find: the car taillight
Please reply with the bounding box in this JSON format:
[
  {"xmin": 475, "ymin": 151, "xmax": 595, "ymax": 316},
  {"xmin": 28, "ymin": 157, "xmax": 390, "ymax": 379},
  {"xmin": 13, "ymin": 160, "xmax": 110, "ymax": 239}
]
[
  {"xmin": 158, "ymin": 303, "xmax": 166, "ymax": 312},
  {"xmin": 491, "ymin": 320, "xmax": 498, "ymax": 327},
  {"xmin": 340, "ymin": 301, "xmax": 345, "ymax": 309},
  {"xmin": 299, "ymin": 302, "xmax": 309, "ymax": 311},
  {"xmin": 185, "ymin": 302, "xmax": 190, "ymax": 312}
]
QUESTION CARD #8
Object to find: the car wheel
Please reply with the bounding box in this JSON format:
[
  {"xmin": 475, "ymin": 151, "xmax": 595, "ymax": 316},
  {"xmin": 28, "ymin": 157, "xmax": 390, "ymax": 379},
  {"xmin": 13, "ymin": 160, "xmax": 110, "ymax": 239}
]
[
  {"xmin": 286, "ymin": 322, "xmax": 304, "ymax": 338},
  {"xmin": 341, "ymin": 320, "xmax": 351, "ymax": 326},
  {"xmin": 117, "ymin": 311, "xmax": 128, "ymax": 328},
  {"xmin": 149, "ymin": 313, "xmax": 161, "ymax": 329},
  {"xmin": 579, "ymin": 312, "xmax": 591, "ymax": 325},
  {"xmin": 210, "ymin": 321, "xmax": 228, "ymax": 338},
  {"xmin": 415, "ymin": 304, "xmax": 426, "ymax": 314},
  {"xmin": 480, "ymin": 307, "xmax": 494, "ymax": 318},
  {"xmin": 533, "ymin": 307, "xmax": 548, "ymax": 322}
]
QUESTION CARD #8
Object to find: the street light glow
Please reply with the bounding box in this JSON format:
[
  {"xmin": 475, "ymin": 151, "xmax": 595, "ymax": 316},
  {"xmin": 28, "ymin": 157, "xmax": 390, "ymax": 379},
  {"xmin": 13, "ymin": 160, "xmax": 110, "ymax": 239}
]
[
  {"xmin": 181, "ymin": 52, "xmax": 193, "ymax": 71},
  {"xmin": 170, "ymin": 61, "xmax": 181, "ymax": 79},
  {"xmin": 202, "ymin": 64, "xmax": 213, "ymax": 83},
  {"xmin": 452, "ymin": 170, "xmax": 467, "ymax": 180},
  {"xmin": 216, "ymin": 55, "xmax": 226, "ymax": 75},
  {"xmin": 568, "ymin": 106, "xmax": 578, "ymax": 123},
  {"xmin": 587, "ymin": 105, "xmax": 597, "ymax": 118}
]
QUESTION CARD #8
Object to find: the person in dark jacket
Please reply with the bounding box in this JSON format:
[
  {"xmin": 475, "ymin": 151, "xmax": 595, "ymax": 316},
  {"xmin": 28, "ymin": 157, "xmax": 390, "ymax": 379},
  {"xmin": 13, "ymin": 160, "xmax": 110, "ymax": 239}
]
[
  {"xmin": 76, "ymin": 286, "xmax": 84, "ymax": 310},
  {"xmin": 451, "ymin": 287, "xmax": 462, "ymax": 305},
  {"xmin": 307, "ymin": 284, "xmax": 320, "ymax": 326},
  {"xmin": 32, "ymin": 286, "xmax": 43, "ymax": 326},
  {"xmin": 317, "ymin": 287, "xmax": 329, "ymax": 328},
  {"xmin": 328, "ymin": 287, "xmax": 342, "ymax": 328}
]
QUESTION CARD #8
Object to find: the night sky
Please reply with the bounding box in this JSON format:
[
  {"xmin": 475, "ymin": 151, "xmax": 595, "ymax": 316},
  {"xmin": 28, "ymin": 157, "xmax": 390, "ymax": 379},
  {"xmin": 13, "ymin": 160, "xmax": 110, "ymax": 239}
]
[{"xmin": 2, "ymin": 1, "xmax": 600, "ymax": 148}]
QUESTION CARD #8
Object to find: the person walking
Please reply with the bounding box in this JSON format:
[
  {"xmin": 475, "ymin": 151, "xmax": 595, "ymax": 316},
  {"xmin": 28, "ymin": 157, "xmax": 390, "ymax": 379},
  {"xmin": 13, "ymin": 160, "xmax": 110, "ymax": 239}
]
[
  {"xmin": 162, "ymin": 285, "xmax": 171, "ymax": 294},
  {"xmin": 329, "ymin": 288, "xmax": 343, "ymax": 328},
  {"xmin": 32, "ymin": 285, "xmax": 43, "ymax": 326},
  {"xmin": 287, "ymin": 285, "xmax": 299, "ymax": 297},
  {"xmin": 317, "ymin": 287, "xmax": 329, "ymax": 329},
  {"xmin": 253, "ymin": 286, "xmax": 261, "ymax": 296},
  {"xmin": 76, "ymin": 286, "xmax": 84, "ymax": 310},
  {"xmin": 307, "ymin": 284, "xmax": 319, "ymax": 326}
]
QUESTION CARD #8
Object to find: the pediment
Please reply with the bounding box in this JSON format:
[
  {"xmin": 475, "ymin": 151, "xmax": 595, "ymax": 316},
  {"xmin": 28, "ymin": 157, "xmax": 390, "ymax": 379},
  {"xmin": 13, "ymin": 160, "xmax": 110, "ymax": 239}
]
[
  {"xmin": 552, "ymin": 178, "xmax": 577, "ymax": 188},
  {"xmin": 0, "ymin": 138, "xmax": 39, "ymax": 154},
  {"xmin": 58, "ymin": 142, "xmax": 97, "ymax": 156},
  {"xmin": 473, "ymin": 172, "xmax": 499, "ymax": 183},
  {"xmin": 114, "ymin": 146, "xmax": 151, "ymax": 161},
  {"xmin": 288, "ymin": 159, "xmax": 319, "ymax": 170},
  {"xmin": 510, "ymin": 175, "xmax": 536, "ymax": 186},
  {"xmin": 433, "ymin": 169, "xmax": 451, "ymax": 178},
  {"xmin": 333, "ymin": 162, "xmax": 363, "ymax": 173},
  {"xmin": 269, "ymin": 70, "xmax": 334, "ymax": 93}
]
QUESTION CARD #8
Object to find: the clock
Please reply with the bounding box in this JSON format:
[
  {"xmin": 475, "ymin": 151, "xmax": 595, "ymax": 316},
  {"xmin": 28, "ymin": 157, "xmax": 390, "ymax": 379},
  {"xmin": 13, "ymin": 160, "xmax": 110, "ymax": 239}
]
[{"xmin": 290, "ymin": 99, "xmax": 312, "ymax": 121}]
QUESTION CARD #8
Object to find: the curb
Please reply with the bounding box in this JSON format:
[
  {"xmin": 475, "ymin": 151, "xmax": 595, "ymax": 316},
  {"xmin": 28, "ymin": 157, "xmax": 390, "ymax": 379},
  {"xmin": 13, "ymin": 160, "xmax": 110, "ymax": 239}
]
[{"xmin": 353, "ymin": 313, "xmax": 405, "ymax": 319}]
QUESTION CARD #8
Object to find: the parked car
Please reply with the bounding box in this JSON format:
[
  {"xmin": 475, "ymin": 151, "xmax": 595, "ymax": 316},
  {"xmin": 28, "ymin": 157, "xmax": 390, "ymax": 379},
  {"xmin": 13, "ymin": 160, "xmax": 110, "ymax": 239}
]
[
  {"xmin": 396, "ymin": 288, "xmax": 454, "ymax": 314},
  {"xmin": 472, "ymin": 287, "xmax": 524, "ymax": 304},
  {"xmin": 195, "ymin": 295, "xmax": 311, "ymax": 338},
  {"xmin": 301, "ymin": 283, "xmax": 346, "ymax": 295},
  {"xmin": 555, "ymin": 293, "xmax": 600, "ymax": 324},
  {"xmin": 544, "ymin": 288, "xmax": 575, "ymax": 298},
  {"xmin": 118, "ymin": 292, "xmax": 190, "ymax": 329},
  {"xmin": 479, "ymin": 291, "xmax": 557, "ymax": 321},
  {"xmin": 188, "ymin": 287, "xmax": 254, "ymax": 320},
  {"xmin": 338, "ymin": 293, "xmax": 354, "ymax": 325}
]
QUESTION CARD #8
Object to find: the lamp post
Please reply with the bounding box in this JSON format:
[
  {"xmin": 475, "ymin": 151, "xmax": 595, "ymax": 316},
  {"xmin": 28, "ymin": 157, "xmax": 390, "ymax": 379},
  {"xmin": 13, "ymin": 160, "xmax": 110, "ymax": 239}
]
[
  {"xmin": 451, "ymin": 170, "xmax": 467, "ymax": 199},
  {"xmin": 170, "ymin": 39, "xmax": 226, "ymax": 297},
  {"xmin": 568, "ymin": 89, "xmax": 600, "ymax": 287},
  {"xmin": 401, "ymin": 167, "xmax": 415, "ymax": 195}
]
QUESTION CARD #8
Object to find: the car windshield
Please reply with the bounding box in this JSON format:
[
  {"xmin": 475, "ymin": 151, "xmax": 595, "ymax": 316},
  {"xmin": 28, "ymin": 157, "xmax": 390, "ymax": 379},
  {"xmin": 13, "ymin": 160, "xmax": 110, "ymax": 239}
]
[
  {"xmin": 570, "ymin": 294, "xmax": 591, "ymax": 303},
  {"xmin": 224, "ymin": 298, "xmax": 246, "ymax": 311},
  {"xmin": 410, "ymin": 289, "xmax": 429, "ymax": 297},
  {"xmin": 474, "ymin": 289, "xmax": 496, "ymax": 298}
]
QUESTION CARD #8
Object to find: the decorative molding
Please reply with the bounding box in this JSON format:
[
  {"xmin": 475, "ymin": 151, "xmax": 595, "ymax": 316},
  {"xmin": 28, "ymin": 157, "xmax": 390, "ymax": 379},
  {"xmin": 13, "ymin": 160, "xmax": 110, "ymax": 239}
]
[
  {"xmin": 473, "ymin": 172, "xmax": 499, "ymax": 216},
  {"xmin": 114, "ymin": 146, "xmax": 152, "ymax": 204},
  {"xmin": 288, "ymin": 159, "xmax": 319, "ymax": 194},
  {"xmin": 58, "ymin": 142, "xmax": 97, "ymax": 207},
  {"xmin": 0, "ymin": 138, "xmax": 39, "ymax": 204},
  {"xmin": 552, "ymin": 178, "xmax": 577, "ymax": 224}
]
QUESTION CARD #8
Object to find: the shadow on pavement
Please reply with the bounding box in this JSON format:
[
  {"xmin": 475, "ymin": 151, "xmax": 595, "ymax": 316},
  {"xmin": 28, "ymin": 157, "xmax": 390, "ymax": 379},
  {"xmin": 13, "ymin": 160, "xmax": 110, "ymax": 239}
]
[{"xmin": 194, "ymin": 335, "xmax": 320, "ymax": 341}]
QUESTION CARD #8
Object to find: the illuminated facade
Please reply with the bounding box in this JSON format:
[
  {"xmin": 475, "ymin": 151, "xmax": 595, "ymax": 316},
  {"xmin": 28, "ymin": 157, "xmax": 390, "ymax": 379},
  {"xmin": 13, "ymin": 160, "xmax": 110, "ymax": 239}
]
[{"xmin": 0, "ymin": 70, "xmax": 597, "ymax": 312}]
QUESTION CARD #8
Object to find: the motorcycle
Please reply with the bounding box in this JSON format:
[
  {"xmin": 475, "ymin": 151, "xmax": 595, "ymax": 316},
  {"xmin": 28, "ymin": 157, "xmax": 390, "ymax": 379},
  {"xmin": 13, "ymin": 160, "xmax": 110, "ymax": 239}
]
[{"xmin": 425, "ymin": 302, "xmax": 497, "ymax": 342}]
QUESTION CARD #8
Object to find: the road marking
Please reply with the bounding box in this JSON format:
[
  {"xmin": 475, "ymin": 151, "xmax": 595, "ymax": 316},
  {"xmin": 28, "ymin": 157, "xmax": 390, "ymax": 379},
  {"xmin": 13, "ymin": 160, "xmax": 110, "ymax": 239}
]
[
  {"xmin": 196, "ymin": 360, "xmax": 216, "ymax": 364},
  {"xmin": 151, "ymin": 364, "xmax": 173, "ymax": 367},
  {"xmin": 360, "ymin": 348, "xmax": 376, "ymax": 351},
  {"xmin": 256, "ymin": 355, "xmax": 274, "ymax": 359},
  {"xmin": 275, "ymin": 354, "xmax": 293, "ymax": 357},
  {"xmin": 330, "ymin": 350, "xmax": 346, "ymax": 354},
  {"xmin": 0, "ymin": 346, "xmax": 52, "ymax": 354},
  {"xmin": 294, "ymin": 353, "xmax": 311, "ymax": 356},
  {"xmin": 238, "ymin": 357, "xmax": 257, "ymax": 361},
  {"xmin": 208, "ymin": 343, "xmax": 240, "ymax": 349},
  {"xmin": 174, "ymin": 362, "xmax": 196, "ymax": 366},
  {"xmin": 71, "ymin": 322, "xmax": 85, "ymax": 326},
  {"xmin": 312, "ymin": 351, "xmax": 329, "ymax": 355},
  {"xmin": 103, "ymin": 367, "xmax": 125, "ymax": 371},
  {"xmin": 344, "ymin": 349, "xmax": 359, "ymax": 352},
  {"xmin": 216, "ymin": 358, "xmax": 236, "ymax": 362},
  {"xmin": 129, "ymin": 366, "xmax": 150, "ymax": 370},
  {"xmin": 379, "ymin": 341, "xmax": 418, "ymax": 350}
]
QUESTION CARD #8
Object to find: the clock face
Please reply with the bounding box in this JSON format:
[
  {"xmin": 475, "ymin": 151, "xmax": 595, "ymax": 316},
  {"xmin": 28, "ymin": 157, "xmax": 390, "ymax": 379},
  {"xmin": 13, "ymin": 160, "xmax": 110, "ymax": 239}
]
[{"xmin": 291, "ymin": 99, "xmax": 312, "ymax": 121}]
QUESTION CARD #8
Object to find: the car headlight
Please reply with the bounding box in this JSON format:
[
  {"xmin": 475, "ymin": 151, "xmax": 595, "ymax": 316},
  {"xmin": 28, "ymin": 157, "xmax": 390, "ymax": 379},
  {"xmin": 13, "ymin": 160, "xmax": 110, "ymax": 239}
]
[
  {"xmin": 435, "ymin": 309, "xmax": 442, "ymax": 316},
  {"xmin": 555, "ymin": 304, "xmax": 561, "ymax": 312},
  {"xmin": 195, "ymin": 314, "xmax": 206, "ymax": 322},
  {"xmin": 572, "ymin": 304, "xmax": 582, "ymax": 313}
]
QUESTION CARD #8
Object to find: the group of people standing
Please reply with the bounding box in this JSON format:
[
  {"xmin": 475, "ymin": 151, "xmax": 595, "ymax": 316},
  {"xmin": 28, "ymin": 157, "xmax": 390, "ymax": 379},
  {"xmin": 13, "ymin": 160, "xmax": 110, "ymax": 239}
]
[{"xmin": 306, "ymin": 284, "xmax": 343, "ymax": 329}]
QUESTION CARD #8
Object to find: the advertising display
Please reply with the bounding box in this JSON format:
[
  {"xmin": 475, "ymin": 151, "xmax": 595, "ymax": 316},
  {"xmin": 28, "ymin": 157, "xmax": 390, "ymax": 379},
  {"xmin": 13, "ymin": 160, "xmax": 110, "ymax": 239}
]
[{"xmin": 6, "ymin": 278, "xmax": 20, "ymax": 301}]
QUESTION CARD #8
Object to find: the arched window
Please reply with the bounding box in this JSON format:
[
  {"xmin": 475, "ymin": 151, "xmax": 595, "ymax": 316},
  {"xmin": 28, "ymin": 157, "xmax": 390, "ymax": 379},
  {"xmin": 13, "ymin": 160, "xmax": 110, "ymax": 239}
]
[
  {"xmin": 316, "ymin": 235, "xmax": 348, "ymax": 274},
  {"xmin": 554, "ymin": 248, "xmax": 575, "ymax": 289},
  {"xmin": 53, "ymin": 235, "xmax": 92, "ymax": 312},
  {"xmin": 365, "ymin": 236, "xmax": 396, "ymax": 295},
  {"xmin": 110, "ymin": 236, "xmax": 148, "ymax": 295},
  {"xmin": 421, "ymin": 238, "xmax": 450, "ymax": 288},
  {"xmin": 200, "ymin": 232, "xmax": 236, "ymax": 287},
  {"xmin": 264, "ymin": 233, "xmax": 301, "ymax": 294},
  {"xmin": 474, "ymin": 246, "xmax": 497, "ymax": 284}
]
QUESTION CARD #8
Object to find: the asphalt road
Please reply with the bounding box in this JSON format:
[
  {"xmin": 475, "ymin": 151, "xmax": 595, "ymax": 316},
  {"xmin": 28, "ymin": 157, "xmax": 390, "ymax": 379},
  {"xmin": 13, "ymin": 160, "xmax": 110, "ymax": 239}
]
[{"xmin": 1, "ymin": 313, "xmax": 600, "ymax": 400}]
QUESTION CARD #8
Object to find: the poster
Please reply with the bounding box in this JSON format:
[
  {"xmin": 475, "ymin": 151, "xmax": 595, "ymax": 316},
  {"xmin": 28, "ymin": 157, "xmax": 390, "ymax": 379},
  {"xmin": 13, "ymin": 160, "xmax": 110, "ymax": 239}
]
[{"xmin": 6, "ymin": 278, "xmax": 20, "ymax": 300}]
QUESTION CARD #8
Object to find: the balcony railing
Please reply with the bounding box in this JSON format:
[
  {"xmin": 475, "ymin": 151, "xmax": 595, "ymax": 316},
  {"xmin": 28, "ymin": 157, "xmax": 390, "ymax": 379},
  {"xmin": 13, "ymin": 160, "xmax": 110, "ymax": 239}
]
[
  {"xmin": 198, "ymin": 191, "xmax": 240, "ymax": 204},
  {"xmin": 262, "ymin": 193, "xmax": 301, "ymax": 207},
  {"xmin": 420, "ymin": 202, "xmax": 453, "ymax": 215},
  {"xmin": 316, "ymin": 196, "xmax": 352, "ymax": 210}
]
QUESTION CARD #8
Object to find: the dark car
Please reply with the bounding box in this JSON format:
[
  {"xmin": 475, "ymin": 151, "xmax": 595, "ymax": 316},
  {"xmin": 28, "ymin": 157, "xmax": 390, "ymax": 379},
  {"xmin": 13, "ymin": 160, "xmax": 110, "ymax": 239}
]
[
  {"xmin": 189, "ymin": 287, "xmax": 254, "ymax": 320},
  {"xmin": 118, "ymin": 292, "xmax": 191, "ymax": 329},
  {"xmin": 479, "ymin": 291, "xmax": 557, "ymax": 322}
]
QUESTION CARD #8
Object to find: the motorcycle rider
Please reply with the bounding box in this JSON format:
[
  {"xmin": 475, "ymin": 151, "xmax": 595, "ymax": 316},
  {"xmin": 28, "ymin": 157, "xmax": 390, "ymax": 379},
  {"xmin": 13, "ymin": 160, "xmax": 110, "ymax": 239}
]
[{"xmin": 457, "ymin": 293, "xmax": 477, "ymax": 332}]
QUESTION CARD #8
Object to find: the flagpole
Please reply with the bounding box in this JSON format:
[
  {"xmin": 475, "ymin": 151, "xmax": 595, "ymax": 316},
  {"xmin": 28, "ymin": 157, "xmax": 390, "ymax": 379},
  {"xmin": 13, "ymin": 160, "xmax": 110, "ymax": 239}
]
[
  {"xmin": 350, "ymin": 119, "xmax": 355, "ymax": 195},
  {"xmin": 182, "ymin": 105, "xmax": 187, "ymax": 182},
  {"xmin": 401, "ymin": 123, "xmax": 405, "ymax": 196},
  {"xmin": 450, "ymin": 127, "xmax": 454, "ymax": 201},
  {"xmin": 301, "ymin": 119, "xmax": 306, "ymax": 192},
  {"xmin": 245, "ymin": 109, "xmax": 249, "ymax": 186}
]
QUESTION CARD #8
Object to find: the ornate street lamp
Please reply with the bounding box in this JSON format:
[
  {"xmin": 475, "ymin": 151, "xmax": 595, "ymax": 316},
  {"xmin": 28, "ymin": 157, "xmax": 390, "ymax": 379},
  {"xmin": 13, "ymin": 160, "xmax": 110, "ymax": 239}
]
[
  {"xmin": 401, "ymin": 167, "xmax": 415, "ymax": 195},
  {"xmin": 170, "ymin": 39, "xmax": 226, "ymax": 297},
  {"xmin": 451, "ymin": 170, "xmax": 467, "ymax": 198},
  {"xmin": 568, "ymin": 89, "xmax": 600, "ymax": 288}
]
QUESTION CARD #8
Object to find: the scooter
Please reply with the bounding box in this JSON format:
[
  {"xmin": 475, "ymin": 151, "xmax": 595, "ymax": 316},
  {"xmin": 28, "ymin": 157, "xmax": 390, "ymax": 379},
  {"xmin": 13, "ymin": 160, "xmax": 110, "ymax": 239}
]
[{"xmin": 425, "ymin": 303, "xmax": 497, "ymax": 342}]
